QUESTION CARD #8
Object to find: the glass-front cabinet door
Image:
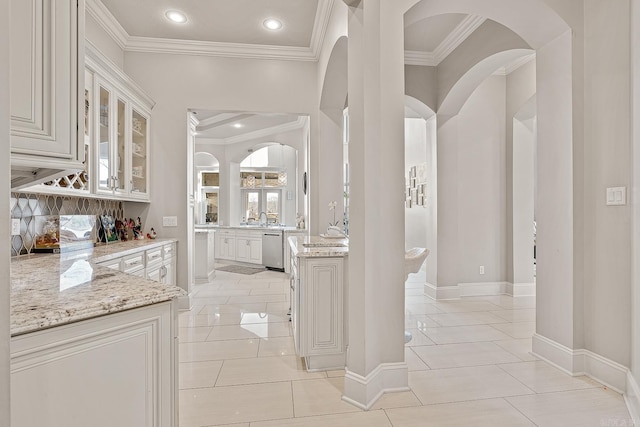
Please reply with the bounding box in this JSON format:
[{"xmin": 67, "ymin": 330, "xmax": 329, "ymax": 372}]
[
  {"xmin": 97, "ymin": 83, "xmax": 113, "ymax": 193},
  {"xmin": 93, "ymin": 75, "xmax": 151, "ymax": 201},
  {"xmin": 116, "ymin": 98, "xmax": 127, "ymax": 194},
  {"xmin": 129, "ymin": 107, "xmax": 149, "ymax": 198}
]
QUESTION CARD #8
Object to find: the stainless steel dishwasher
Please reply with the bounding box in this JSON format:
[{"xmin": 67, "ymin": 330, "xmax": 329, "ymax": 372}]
[{"xmin": 262, "ymin": 230, "xmax": 284, "ymax": 271}]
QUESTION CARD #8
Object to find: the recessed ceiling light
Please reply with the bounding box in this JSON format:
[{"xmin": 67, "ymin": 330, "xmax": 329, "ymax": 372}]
[
  {"xmin": 233, "ymin": 123, "xmax": 244, "ymax": 129},
  {"xmin": 263, "ymin": 19, "xmax": 282, "ymax": 31},
  {"xmin": 165, "ymin": 10, "xmax": 187, "ymax": 24}
]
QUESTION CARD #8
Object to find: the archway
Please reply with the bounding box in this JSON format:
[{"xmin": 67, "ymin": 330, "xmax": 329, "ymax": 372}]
[
  {"xmin": 404, "ymin": 95, "xmax": 437, "ymax": 287},
  {"xmin": 404, "ymin": 0, "xmax": 576, "ymax": 369}
]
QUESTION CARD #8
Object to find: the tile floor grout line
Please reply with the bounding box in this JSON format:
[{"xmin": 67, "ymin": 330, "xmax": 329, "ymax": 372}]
[
  {"xmin": 502, "ymin": 396, "xmax": 541, "ymax": 426},
  {"xmin": 494, "ymin": 362, "xmax": 539, "ymax": 395}
]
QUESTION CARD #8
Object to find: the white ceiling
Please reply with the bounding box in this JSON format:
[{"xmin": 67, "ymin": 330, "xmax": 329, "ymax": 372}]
[
  {"xmin": 192, "ymin": 111, "xmax": 304, "ymax": 143},
  {"xmin": 100, "ymin": 0, "xmax": 318, "ymax": 47}
]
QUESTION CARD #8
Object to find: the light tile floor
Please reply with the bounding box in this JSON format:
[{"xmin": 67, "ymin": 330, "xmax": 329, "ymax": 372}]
[{"xmin": 179, "ymin": 268, "xmax": 633, "ymax": 427}]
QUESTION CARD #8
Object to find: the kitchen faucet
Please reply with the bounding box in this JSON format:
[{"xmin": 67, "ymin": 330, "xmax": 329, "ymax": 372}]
[{"xmin": 259, "ymin": 211, "xmax": 268, "ymax": 227}]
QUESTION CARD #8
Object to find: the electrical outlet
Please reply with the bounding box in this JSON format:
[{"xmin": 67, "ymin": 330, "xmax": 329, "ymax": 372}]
[
  {"xmin": 163, "ymin": 216, "xmax": 178, "ymax": 227},
  {"xmin": 479, "ymin": 265, "xmax": 485, "ymax": 275},
  {"xmin": 11, "ymin": 219, "xmax": 20, "ymax": 236}
]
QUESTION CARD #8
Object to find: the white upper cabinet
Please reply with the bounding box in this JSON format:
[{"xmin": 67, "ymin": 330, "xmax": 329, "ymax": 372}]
[
  {"xmin": 10, "ymin": 0, "xmax": 85, "ymax": 189},
  {"xmin": 87, "ymin": 45, "xmax": 154, "ymax": 202}
]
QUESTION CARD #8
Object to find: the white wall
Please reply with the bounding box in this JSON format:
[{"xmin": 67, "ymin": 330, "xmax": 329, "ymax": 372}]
[
  {"xmin": 1, "ymin": 0, "xmax": 11, "ymax": 420},
  {"xmin": 405, "ymin": 65, "xmax": 437, "ymax": 112},
  {"xmin": 316, "ymin": 111, "xmax": 345, "ymax": 234},
  {"xmin": 632, "ymin": 0, "xmax": 640, "ymax": 394},
  {"xmin": 122, "ymin": 52, "xmax": 317, "ymax": 293},
  {"xmin": 456, "ymin": 75, "xmax": 507, "ymax": 284},
  {"xmin": 582, "ymin": 0, "xmax": 631, "ymax": 366}
]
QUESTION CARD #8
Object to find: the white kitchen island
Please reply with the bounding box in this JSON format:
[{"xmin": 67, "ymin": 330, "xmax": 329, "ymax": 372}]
[
  {"xmin": 288, "ymin": 235, "xmax": 348, "ymax": 371},
  {"xmin": 10, "ymin": 242, "xmax": 185, "ymax": 427}
]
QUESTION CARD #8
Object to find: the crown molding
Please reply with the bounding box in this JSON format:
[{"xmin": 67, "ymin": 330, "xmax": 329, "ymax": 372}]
[
  {"xmin": 433, "ymin": 15, "xmax": 486, "ymax": 64},
  {"xmin": 85, "ymin": 41, "xmax": 156, "ymax": 110},
  {"xmin": 89, "ymin": 0, "xmax": 332, "ymax": 61},
  {"xmin": 404, "ymin": 15, "xmax": 486, "ymax": 66},
  {"xmin": 404, "ymin": 50, "xmax": 436, "ymax": 66},
  {"xmin": 125, "ymin": 37, "xmax": 318, "ymax": 61},
  {"xmin": 310, "ymin": 0, "xmax": 335, "ymax": 59},
  {"xmin": 85, "ymin": 0, "xmax": 128, "ymax": 50},
  {"xmin": 493, "ymin": 52, "xmax": 536, "ymax": 76}
]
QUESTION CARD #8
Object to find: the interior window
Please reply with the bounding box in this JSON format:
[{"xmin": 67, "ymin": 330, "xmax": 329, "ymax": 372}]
[
  {"xmin": 265, "ymin": 191, "xmax": 280, "ymax": 224},
  {"xmin": 245, "ymin": 191, "xmax": 260, "ymax": 222}
]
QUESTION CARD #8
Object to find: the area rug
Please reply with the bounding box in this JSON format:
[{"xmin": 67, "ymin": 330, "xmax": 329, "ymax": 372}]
[{"xmin": 216, "ymin": 265, "xmax": 266, "ymax": 275}]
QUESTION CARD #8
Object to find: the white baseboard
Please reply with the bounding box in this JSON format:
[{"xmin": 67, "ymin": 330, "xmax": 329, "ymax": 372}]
[
  {"xmin": 532, "ymin": 333, "xmax": 629, "ymax": 393},
  {"xmin": 458, "ymin": 281, "xmax": 509, "ymax": 297},
  {"xmin": 425, "ymin": 281, "xmax": 532, "ymax": 300},
  {"xmin": 424, "ymin": 282, "xmax": 460, "ymax": 300},
  {"xmin": 342, "ymin": 362, "xmax": 409, "ymax": 410},
  {"xmin": 506, "ymin": 282, "xmax": 536, "ymax": 297},
  {"xmin": 194, "ymin": 270, "xmax": 216, "ymax": 285},
  {"xmin": 626, "ymin": 371, "xmax": 640, "ymax": 427}
]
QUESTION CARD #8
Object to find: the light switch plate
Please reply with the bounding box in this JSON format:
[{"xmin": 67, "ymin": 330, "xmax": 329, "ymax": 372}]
[
  {"xmin": 11, "ymin": 219, "xmax": 20, "ymax": 236},
  {"xmin": 606, "ymin": 187, "xmax": 626, "ymax": 206},
  {"xmin": 163, "ymin": 216, "xmax": 178, "ymax": 227}
]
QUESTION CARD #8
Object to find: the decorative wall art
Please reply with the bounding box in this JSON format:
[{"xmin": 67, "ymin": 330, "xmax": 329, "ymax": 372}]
[{"xmin": 406, "ymin": 163, "xmax": 427, "ymax": 208}]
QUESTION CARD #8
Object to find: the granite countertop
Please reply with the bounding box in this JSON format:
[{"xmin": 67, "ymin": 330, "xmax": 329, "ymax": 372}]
[
  {"xmin": 10, "ymin": 239, "xmax": 185, "ymax": 337},
  {"xmin": 288, "ymin": 235, "xmax": 349, "ymax": 258}
]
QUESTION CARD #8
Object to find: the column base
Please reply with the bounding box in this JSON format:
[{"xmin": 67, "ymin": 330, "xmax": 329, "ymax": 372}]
[{"xmin": 342, "ymin": 362, "xmax": 409, "ymax": 410}]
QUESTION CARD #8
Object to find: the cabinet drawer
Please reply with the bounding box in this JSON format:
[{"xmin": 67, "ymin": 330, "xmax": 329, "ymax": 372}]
[
  {"xmin": 97, "ymin": 258, "xmax": 122, "ymax": 271},
  {"xmin": 146, "ymin": 248, "xmax": 163, "ymax": 266},
  {"xmin": 122, "ymin": 253, "xmax": 144, "ymax": 273},
  {"xmin": 163, "ymin": 243, "xmax": 175, "ymax": 260}
]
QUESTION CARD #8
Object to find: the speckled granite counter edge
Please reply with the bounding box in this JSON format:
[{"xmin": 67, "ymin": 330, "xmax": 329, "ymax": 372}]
[{"xmin": 288, "ymin": 235, "xmax": 349, "ymax": 258}]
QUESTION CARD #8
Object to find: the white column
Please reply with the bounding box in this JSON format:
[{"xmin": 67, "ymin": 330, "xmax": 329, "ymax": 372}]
[
  {"xmin": 511, "ymin": 117, "xmax": 535, "ymax": 290},
  {"xmin": 342, "ymin": 0, "xmax": 408, "ymax": 409},
  {"xmin": 0, "ymin": 0, "xmax": 11, "ymax": 421},
  {"xmin": 429, "ymin": 115, "xmax": 461, "ymax": 299},
  {"xmin": 532, "ymin": 30, "xmax": 577, "ymax": 361}
]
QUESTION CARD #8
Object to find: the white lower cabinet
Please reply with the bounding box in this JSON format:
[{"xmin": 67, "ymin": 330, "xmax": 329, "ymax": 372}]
[
  {"xmin": 291, "ymin": 255, "xmax": 346, "ymax": 370},
  {"xmin": 236, "ymin": 231, "xmax": 262, "ymax": 264},
  {"xmin": 96, "ymin": 241, "xmax": 177, "ymax": 286},
  {"xmin": 11, "ymin": 301, "xmax": 178, "ymax": 427},
  {"xmin": 215, "ymin": 231, "xmax": 236, "ymax": 261},
  {"xmin": 215, "ymin": 229, "xmax": 262, "ymax": 265}
]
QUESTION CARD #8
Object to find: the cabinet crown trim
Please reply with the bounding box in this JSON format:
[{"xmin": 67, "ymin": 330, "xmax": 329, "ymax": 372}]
[{"xmin": 85, "ymin": 42, "xmax": 155, "ymax": 111}]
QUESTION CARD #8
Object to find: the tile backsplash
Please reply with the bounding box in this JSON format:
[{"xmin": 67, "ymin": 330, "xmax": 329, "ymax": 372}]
[{"xmin": 10, "ymin": 192, "xmax": 124, "ymax": 256}]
